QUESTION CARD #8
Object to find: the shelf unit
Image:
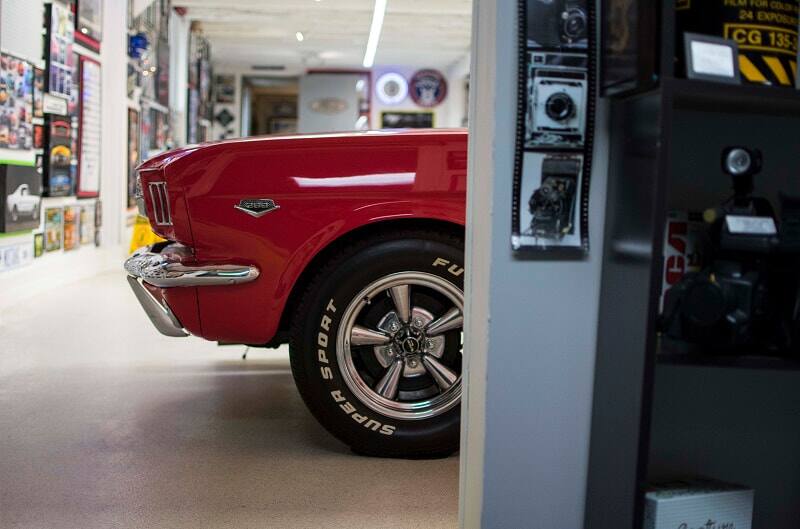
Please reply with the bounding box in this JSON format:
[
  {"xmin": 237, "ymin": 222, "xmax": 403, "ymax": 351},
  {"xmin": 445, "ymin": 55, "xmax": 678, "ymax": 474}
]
[
  {"xmin": 658, "ymin": 337, "xmax": 800, "ymax": 371},
  {"xmin": 585, "ymin": 2, "xmax": 800, "ymax": 529}
]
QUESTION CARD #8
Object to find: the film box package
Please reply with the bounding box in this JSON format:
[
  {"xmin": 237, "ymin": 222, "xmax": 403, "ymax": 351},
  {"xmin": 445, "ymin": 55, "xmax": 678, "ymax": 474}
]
[
  {"xmin": 660, "ymin": 211, "xmax": 705, "ymax": 310},
  {"xmin": 644, "ymin": 478, "xmax": 754, "ymax": 529}
]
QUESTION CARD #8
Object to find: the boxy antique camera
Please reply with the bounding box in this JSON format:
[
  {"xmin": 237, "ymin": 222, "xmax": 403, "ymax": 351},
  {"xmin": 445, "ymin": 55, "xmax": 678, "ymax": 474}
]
[
  {"xmin": 527, "ymin": 51, "xmax": 588, "ymax": 148},
  {"xmin": 526, "ymin": 0, "xmax": 588, "ymax": 48},
  {"xmin": 660, "ymin": 147, "xmax": 800, "ymax": 354},
  {"xmin": 528, "ymin": 156, "xmax": 580, "ymax": 239}
]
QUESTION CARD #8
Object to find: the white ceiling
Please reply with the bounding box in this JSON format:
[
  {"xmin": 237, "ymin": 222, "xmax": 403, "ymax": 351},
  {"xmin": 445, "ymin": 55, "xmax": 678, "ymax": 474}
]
[{"xmin": 175, "ymin": 0, "xmax": 473, "ymax": 73}]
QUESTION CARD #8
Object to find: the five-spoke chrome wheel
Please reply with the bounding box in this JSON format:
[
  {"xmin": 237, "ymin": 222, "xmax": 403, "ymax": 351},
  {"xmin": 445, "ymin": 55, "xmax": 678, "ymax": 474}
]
[{"xmin": 337, "ymin": 272, "xmax": 464, "ymax": 421}]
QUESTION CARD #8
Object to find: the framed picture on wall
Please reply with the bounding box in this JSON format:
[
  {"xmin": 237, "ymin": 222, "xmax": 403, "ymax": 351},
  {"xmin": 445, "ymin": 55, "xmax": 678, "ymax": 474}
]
[
  {"xmin": 214, "ymin": 75, "xmax": 235, "ymax": 104},
  {"xmin": 127, "ymin": 109, "xmax": 140, "ymax": 209},
  {"xmin": 601, "ymin": 0, "xmax": 658, "ymax": 96},
  {"xmin": 45, "ymin": 207, "xmax": 63, "ymax": 252},
  {"xmin": 43, "ymin": 116, "xmax": 74, "ymax": 197},
  {"xmin": 77, "ymin": 56, "xmax": 101, "ymax": 197},
  {"xmin": 268, "ymin": 118, "xmax": 297, "ymax": 134},
  {"xmin": 75, "ymin": 0, "xmax": 103, "ymax": 52},
  {"xmin": 381, "ymin": 111, "xmax": 434, "ymax": 129}
]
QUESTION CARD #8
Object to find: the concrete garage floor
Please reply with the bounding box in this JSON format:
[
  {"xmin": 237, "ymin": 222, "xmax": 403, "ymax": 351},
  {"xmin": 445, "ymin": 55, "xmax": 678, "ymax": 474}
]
[{"xmin": 0, "ymin": 271, "xmax": 458, "ymax": 529}]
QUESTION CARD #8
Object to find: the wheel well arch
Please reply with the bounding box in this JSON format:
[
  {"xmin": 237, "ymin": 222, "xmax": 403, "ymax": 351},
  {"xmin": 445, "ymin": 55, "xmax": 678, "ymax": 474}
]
[{"xmin": 274, "ymin": 217, "xmax": 464, "ymax": 344}]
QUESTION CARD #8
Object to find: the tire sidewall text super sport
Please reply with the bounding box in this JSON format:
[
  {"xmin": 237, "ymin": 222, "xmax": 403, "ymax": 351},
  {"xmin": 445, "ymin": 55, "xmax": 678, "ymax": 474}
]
[{"xmin": 290, "ymin": 232, "xmax": 464, "ymax": 457}]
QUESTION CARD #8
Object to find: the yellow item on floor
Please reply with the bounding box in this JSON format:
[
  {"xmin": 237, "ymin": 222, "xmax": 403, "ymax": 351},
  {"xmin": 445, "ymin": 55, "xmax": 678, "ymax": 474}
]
[{"xmin": 129, "ymin": 215, "xmax": 166, "ymax": 254}]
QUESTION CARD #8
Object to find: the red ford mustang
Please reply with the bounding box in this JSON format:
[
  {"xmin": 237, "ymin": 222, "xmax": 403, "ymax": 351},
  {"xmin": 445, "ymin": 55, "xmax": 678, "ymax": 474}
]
[{"xmin": 125, "ymin": 129, "xmax": 467, "ymax": 457}]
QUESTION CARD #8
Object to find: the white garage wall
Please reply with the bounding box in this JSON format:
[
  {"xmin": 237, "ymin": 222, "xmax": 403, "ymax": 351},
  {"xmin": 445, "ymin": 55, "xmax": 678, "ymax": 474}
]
[
  {"xmin": 0, "ymin": 0, "xmax": 44, "ymax": 65},
  {"xmin": 169, "ymin": 11, "xmax": 191, "ymax": 147},
  {"xmin": 0, "ymin": 0, "xmax": 131, "ymax": 310}
]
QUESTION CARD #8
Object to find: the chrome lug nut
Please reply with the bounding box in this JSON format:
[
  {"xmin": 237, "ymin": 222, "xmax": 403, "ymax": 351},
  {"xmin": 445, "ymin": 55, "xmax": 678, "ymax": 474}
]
[{"xmin": 413, "ymin": 318, "xmax": 423, "ymax": 328}]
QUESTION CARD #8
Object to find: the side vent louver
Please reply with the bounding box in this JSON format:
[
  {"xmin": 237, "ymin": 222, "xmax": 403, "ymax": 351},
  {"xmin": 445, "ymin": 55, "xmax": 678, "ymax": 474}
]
[{"xmin": 148, "ymin": 181, "xmax": 173, "ymax": 226}]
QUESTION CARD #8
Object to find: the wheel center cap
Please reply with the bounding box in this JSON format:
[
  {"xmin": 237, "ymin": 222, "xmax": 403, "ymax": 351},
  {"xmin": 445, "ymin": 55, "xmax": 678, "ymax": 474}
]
[{"xmin": 402, "ymin": 337, "xmax": 420, "ymax": 354}]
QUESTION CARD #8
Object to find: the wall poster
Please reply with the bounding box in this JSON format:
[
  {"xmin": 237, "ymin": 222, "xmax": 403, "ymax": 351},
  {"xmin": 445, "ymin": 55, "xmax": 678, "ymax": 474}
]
[
  {"xmin": 0, "ymin": 53, "xmax": 34, "ymax": 150},
  {"xmin": 79, "ymin": 201, "xmax": 95, "ymax": 245},
  {"xmin": 46, "ymin": 2, "xmax": 76, "ymax": 101},
  {"xmin": 77, "ymin": 57, "xmax": 101, "ymax": 197},
  {"xmin": 33, "ymin": 67, "xmax": 45, "ymax": 119},
  {"xmin": 45, "ymin": 207, "xmax": 63, "ymax": 252},
  {"xmin": 512, "ymin": 0, "xmax": 596, "ymax": 255},
  {"xmin": 63, "ymin": 205, "xmax": 79, "ymax": 251}
]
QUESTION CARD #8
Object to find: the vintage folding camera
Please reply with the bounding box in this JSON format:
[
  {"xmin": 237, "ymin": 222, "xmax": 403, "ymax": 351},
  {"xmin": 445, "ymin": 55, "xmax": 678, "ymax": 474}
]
[
  {"xmin": 528, "ymin": 156, "xmax": 580, "ymax": 239},
  {"xmin": 526, "ymin": 0, "xmax": 588, "ymax": 49},
  {"xmin": 526, "ymin": 51, "xmax": 588, "ymax": 148}
]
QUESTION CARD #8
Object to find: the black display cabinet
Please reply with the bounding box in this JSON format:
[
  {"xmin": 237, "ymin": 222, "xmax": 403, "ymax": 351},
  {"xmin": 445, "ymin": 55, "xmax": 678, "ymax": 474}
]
[{"xmin": 586, "ymin": 2, "xmax": 800, "ymax": 528}]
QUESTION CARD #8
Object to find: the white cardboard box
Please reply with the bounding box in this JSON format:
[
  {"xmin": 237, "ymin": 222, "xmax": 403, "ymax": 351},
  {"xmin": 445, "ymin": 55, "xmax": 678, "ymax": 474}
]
[{"xmin": 644, "ymin": 478, "xmax": 754, "ymax": 529}]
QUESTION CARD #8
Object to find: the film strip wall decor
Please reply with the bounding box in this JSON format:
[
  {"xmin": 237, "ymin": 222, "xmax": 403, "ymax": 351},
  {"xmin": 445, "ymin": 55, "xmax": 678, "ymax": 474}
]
[{"xmin": 512, "ymin": 0, "xmax": 597, "ymax": 255}]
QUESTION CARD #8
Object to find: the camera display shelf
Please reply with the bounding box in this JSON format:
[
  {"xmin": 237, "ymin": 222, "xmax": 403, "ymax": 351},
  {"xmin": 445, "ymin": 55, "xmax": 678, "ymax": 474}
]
[
  {"xmin": 662, "ymin": 77, "xmax": 800, "ymax": 118},
  {"xmin": 657, "ymin": 336, "xmax": 800, "ymax": 371}
]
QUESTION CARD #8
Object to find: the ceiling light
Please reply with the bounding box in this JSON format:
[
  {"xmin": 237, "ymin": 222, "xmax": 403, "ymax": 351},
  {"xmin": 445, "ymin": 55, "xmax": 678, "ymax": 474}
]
[
  {"xmin": 296, "ymin": 31, "xmax": 305, "ymax": 42},
  {"xmin": 362, "ymin": 0, "xmax": 387, "ymax": 68}
]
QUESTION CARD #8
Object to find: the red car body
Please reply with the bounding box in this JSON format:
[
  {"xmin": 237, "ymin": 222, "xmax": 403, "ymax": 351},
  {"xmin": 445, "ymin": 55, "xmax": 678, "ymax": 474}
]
[{"xmin": 135, "ymin": 129, "xmax": 468, "ymax": 345}]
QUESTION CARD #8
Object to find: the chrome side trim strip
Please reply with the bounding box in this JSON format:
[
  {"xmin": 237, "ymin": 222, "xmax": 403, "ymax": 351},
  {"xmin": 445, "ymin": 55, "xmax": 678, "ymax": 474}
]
[
  {"xmin": 126, "ymin": 275, "xmax": 188, "ymax": 337},
  {"xmin": 124, "ymin": 249, "xmax": 260, "ymax": 288}
]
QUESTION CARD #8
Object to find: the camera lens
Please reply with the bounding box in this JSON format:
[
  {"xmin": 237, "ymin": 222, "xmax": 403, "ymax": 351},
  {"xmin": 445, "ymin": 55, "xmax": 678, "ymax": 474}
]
[
  {"xmin": 545, "ymin": 92, "xmax": 575, "ymax": 122},
  {"xmin": 724, "ymin": 148, "xmax": 752, "ymax": 176},
  {"xmin": 562, "ymin": 8, "xmax": 587, "ymax": 42}
]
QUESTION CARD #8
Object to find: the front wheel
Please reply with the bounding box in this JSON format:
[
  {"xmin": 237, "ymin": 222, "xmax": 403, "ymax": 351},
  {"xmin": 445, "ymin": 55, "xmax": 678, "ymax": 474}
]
[{"xmin": 290, "ymin": 231, "xmax": 465, "ymax": 457}]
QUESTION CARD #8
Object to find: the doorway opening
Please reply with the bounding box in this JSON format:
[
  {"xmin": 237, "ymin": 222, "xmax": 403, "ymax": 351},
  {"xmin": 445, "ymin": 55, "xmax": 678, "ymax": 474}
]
[{"xmin": 241, "ymin": 76, "xmax": 300, "ymax": 137}]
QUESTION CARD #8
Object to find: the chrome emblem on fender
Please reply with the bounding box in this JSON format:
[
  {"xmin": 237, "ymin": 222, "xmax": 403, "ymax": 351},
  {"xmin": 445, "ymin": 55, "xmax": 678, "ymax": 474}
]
[{"xmin": 234, "ymin": 198, "xmax": 281, "ymax": 218}]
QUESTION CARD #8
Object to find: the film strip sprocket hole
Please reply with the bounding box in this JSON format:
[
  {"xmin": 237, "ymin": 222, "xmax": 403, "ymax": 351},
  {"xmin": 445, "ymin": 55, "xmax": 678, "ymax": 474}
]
[{"xmin": 512, "ymin": 0, "xmax": 596, "ymax": 256}]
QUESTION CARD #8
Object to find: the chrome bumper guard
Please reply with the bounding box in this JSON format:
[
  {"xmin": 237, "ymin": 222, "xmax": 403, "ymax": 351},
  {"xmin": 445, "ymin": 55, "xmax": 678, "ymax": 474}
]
[
  {"xmin": 124, "ymin": 248, "xmax": 260, "ymax": 288},
  {"xmin": 125, "ymin": 246, "xmax": 260, "ymax": 338},
  {"xmin": 127, "ymin": 276, "xmax": 188, "ymax": 337}
]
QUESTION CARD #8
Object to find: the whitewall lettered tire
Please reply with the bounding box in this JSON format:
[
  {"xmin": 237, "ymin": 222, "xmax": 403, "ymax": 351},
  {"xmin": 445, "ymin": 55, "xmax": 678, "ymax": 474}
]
[{"xmin": 289, "ymin": 231, "xmax": 464, "ymax": 458}]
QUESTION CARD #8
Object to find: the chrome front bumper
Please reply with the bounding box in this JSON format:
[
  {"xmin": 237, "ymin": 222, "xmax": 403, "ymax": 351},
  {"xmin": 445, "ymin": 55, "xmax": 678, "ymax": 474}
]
[
  {"xmin": 124, "ymin": 247, "xmax": 260, "ymax": 288},
  {"xmin": 127, "ymin": 276, "xmax": 189, "ymax": 337},
  {"xmin": 125, "ymin": 245, "xmax": 260, "ymax": 337}
]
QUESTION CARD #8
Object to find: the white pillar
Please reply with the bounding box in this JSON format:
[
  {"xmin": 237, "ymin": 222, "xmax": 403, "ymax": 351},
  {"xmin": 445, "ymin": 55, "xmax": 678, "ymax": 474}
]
[
  {"xmin": 459, "ymin": 1, "xmax": 609, "ymax": 526},
  {"xmin": 100, "ymin": 0, "xmax": 130, "ymax": 247}
]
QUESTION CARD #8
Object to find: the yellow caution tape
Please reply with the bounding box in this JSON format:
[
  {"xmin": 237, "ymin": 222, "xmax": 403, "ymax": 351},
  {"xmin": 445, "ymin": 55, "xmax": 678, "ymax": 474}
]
[
  {"xmin": 739, "ymin": 55, "xmax": 768, "ymax": 83},
  {"xmin": 764, "ymin": 56, "xmax": 792, "ymax": 85}
]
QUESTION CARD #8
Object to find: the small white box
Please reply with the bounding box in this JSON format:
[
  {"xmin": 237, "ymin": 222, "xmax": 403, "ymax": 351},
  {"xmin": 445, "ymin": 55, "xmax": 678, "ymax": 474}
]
[{"xmin": 644, "ymin": 478, "xmax": 754, "ymax": 529}]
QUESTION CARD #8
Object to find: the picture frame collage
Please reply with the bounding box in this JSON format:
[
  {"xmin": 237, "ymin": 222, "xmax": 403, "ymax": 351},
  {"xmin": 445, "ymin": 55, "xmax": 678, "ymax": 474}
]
[
  {"xmin": 0, "ymin": 0, "xmax": 104, "ymax": 272},
  {"xmin": 512, "ymin": 0, "xmax": 596, "ymax": 255}
]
